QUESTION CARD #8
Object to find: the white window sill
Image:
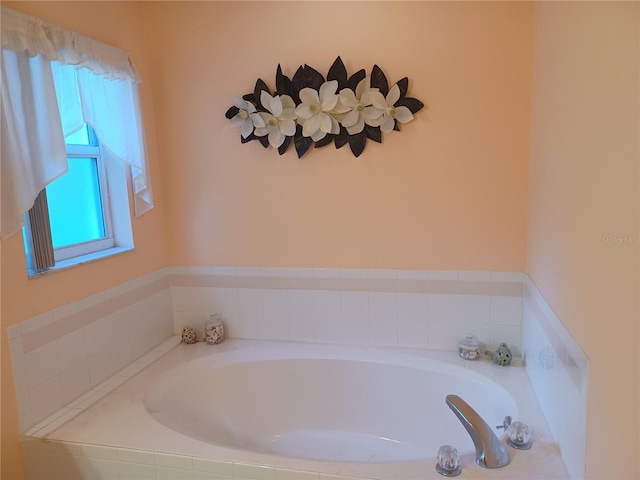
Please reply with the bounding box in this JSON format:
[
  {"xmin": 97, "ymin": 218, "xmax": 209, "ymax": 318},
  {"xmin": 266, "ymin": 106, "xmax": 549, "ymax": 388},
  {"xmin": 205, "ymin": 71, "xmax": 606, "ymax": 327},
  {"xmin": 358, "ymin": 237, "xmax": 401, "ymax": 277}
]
[{"xmin": 28, "ymin": 246, "xmax": 133, "ymax": 278}]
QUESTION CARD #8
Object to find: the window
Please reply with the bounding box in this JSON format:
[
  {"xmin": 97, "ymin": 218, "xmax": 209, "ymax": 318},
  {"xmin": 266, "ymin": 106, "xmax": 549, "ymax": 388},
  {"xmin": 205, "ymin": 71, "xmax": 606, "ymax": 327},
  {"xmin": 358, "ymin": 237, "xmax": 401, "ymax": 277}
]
[
  {"xmin": 22, "ymin": 121, "xmax": 134, "ymax": 274},
  {"xmin": 46, "ymin": 125, "xmax": 114, "ymax": 261},
  {"xmin": 2, "ymin": 7, "xmax": 152, "ymax": 275}
]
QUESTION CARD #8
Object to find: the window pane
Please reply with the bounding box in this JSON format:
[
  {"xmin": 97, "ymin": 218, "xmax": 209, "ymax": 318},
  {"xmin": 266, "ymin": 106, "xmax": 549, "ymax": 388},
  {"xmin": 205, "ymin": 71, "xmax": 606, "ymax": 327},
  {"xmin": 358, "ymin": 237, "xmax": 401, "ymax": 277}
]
[
  {"xmin": 46, "ymin": 157, "xmax": 106, "ymax": 248},
  {"xmin": 65, "ymin": 125, "xmax": 90, "ymax": 145}
]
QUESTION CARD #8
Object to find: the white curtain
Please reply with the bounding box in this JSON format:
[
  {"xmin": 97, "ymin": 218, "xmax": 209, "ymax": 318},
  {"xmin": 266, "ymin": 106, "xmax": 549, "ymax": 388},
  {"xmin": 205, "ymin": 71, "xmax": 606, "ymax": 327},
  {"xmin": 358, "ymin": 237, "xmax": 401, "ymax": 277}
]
[
  {"xmin": 0, "ymin": 6, "xmax": 152, "ymax": 239},
  {"xmin": 1, "ymin": 49, "xmax": 68, "ymax": 238}
]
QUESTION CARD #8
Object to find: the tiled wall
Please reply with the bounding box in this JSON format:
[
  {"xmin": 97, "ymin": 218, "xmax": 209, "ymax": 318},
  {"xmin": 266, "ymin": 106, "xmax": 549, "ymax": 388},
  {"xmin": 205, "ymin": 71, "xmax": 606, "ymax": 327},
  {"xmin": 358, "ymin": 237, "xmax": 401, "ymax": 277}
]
[
  {"xmin": 8, "ymin": 266, "xmax": 524, "ymax": 435},
  {"xmin": 7, "ymin": 269, "xmax": 174, "ymax": 434},
  {"xmin": 522, "ymin": 276, "xmax": 589, "ymax": 480},
  {"xmin": 21, "ymin": 438, "xmax": 362, "ymax": 480},
  {"xmin": 171, "ymin": 267, "xmax": 524, "ymax": 353}
]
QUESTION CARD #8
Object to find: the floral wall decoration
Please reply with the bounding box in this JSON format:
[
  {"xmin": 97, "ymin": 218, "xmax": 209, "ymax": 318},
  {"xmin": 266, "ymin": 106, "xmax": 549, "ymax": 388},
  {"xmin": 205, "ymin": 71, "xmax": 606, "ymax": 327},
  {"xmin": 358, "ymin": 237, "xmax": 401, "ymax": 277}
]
[{"xmin": 225, "ymin": 56, "xmax": 425, "ymax": 158}]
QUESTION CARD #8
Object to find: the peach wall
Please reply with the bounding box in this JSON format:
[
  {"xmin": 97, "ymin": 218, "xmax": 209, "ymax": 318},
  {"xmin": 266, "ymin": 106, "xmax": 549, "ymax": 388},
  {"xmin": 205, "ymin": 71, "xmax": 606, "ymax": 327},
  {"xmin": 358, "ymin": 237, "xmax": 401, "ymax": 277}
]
[
  {"xmin": 1, "ymin": 3, "xmax": 167, "ymax": 479},
  {"xmin": 145, "ymin": 1, "xmax": 532, "ymax": 271},
  {"xmin": 527, "ymin": 2, "xmax": 639, "ymax": 478}
]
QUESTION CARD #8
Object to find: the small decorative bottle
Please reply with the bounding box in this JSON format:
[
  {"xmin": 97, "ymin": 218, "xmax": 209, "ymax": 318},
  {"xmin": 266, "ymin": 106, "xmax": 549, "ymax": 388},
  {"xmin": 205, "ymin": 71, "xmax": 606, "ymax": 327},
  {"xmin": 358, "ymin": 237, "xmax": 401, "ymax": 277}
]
[
  {"xmin": 458, "ymin": 334, "xmax": 480, "ymax": 360},
  {"xmin": 205, "ymin": 313, "xmax": 225, "ymax": 345}
]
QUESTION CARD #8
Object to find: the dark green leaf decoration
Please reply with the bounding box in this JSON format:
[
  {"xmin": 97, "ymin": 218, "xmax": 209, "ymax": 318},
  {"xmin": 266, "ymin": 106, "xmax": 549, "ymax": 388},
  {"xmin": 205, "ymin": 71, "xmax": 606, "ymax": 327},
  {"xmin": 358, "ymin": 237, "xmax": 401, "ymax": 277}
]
[
  {"xmin": 327, "ymin": 56, "xmax": 348, "ymax": 90},
  {"xmin": 294, "ymin": 126, "xmax": 313, "ymax": 159},
  {"xmin": 395, "ymin": 97, "xmax": 424, "ymax": 114},
  {"xmin": 365, "ymin": 125, "xmax": 382, "ymax": 143},
  {"xmin": 225, "ymin": 57, "xmax": 425, "ymax": 158},
  {"xmin": 370, "ymin": 65, "xmax": 388, "ymax": 96},
  {"xmin": 349, "ymin": 130, "xmax": 367, "ymax": 158},
  {"xmin": 276, "ymin": 64, "xmax": 293, "ymax": 97},
  {"xmin": 314, "ymin": 135, "xmax": 334, "ymax": 148},
  {"xmin": 278, "ymin": 135, "xmax": 292, "ymax": 155},
  {"xmin": 395, "ymin": 77, "xmax": 409, "ymax": 99},
  {"xmin": 225, "ymin": 106, "xmax": 239, "ymax": 119},
  {"xmin": 254, "ymin": 79, "xmax": 270, "ymax": 109},
  {"xmin": 334, "ymin": 126, "xmax": 349, "ymax": 149},
  {"xmin": 347, "ymin": 69, "xmax": 366, "ymax": 92}
]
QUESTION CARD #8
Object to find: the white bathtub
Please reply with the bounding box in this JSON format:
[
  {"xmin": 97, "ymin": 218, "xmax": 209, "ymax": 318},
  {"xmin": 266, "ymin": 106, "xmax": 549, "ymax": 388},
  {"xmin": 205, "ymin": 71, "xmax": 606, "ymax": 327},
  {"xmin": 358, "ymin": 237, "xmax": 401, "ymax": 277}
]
[{"xmin": 42, "ymin": 339, "xmax": 568, "ymax": 479}]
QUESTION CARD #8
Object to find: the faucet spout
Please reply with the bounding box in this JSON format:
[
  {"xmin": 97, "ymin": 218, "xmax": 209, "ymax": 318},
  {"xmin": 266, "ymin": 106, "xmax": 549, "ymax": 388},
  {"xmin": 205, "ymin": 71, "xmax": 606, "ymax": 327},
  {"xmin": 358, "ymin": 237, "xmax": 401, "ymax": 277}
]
[{"xmin": 445, "ymin": 394, "xmax": 510, "ymax": 469}]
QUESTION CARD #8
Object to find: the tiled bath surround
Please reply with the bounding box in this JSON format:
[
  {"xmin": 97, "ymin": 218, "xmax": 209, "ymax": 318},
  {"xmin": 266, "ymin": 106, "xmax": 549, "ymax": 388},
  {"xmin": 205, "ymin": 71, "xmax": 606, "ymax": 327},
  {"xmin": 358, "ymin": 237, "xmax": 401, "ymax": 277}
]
[
  {"xmin": 522, "ymin": 277, "xmax": 589, "ymax": 480},
  {"xmin": 8, "ymin": 266, "xmax": 588, "ymax": 479},
  {"xmin": 171, "ymin": 267, "xmax": 524, "ymax": 354}
]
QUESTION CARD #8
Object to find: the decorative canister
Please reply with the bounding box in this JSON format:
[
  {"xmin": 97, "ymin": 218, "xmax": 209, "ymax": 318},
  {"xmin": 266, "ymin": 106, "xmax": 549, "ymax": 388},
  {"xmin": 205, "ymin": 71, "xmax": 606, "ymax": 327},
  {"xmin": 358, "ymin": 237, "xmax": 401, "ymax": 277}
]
[
  {"xmin": 458, "ymin": 334, "xmax": 480, "ymax": 360},
  {"xmin": 205, "ymin": 313, "xmax": 225, "ymax": 345}
]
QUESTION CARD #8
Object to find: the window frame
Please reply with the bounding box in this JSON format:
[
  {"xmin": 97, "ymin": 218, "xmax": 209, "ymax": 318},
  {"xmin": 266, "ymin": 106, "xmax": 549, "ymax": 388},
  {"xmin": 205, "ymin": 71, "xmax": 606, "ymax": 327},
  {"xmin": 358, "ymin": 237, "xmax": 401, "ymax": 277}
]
[{"xmin": 52, "ymin": 142, "xmax": 115, "ymax": 263}]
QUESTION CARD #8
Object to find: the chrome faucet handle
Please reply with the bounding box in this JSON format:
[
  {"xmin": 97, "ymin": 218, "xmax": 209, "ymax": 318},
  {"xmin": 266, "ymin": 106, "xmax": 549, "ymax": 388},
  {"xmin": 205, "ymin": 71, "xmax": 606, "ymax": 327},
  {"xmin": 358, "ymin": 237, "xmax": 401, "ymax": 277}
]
[{"xmin": 496, "ymin": 416, "xmax": 512, "ymax": 431}]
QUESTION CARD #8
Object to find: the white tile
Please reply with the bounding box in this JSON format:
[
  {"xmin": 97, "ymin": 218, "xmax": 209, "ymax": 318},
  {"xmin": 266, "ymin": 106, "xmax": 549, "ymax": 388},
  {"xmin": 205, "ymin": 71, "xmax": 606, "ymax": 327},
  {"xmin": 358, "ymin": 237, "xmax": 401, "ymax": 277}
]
[
  {"xmin": 154, "ymin": 335, "xmax": 182, "ymax": 352},
  {"xmin": 459, "ymin": 295, "xmax": 490, "ymax": 324},
  {"xmin": 286, "ymin": 268, "xmax": 314, "ymax": 278},
  {"xmin": 313, "ymin": 316, "xmax": 341, "ymax": 344},
  {"xmin": 459, "ymin": 270, "xmax": 491, "ymax": 281},
  {"xmin": 95, "ymin": 374, "xmax": 128, "ymax": 393},
  {"xmin": 236, "ymin": 267, "xmax": 261, "ymax": 277},
  {"xmin": 398, "ymin": 317, "xmax": 429, "ymax": 349},
  {"xmin": 109, "ymin": 336, "xmax": 134, "ymax": 373},
  {"xmin": 233, "ymin": 462, "xmax": 276, "ymax": 480},
  {"xmin": 341, "ymin": 291, "xmax": 369, "ymax": 320},
  {"xmin": 288, "ymin": 290, "xmax": 314, "ymax": 317},
  {"xmin": 340, "ymin": 268, "xmax": 369, "ymax": 279},
  {"xmin": 136, "ymin": 349, "xmax": 166, "ymax": 365},
  {"xmin": 261, "ymin": 267, "xmax": 288, "ymax": 277},
  {"xmin": 490, "ymin": 296, "xmax": 523, "ymax": 326},
  {"xmin": 172, "ymin": 287, "xmax": 194, "ymax": 312},
  {"xmin": 59, "ymin": 362, "xmax": 91, "ymax": 405},
  {"xmin": 428, "ymin": 322, "xmax": 458, "ymax": 351},
  {"xmin": 491, "ymin": 271, "xmax": 524, "ymax": 283},
  {"xmin": 156, "ymin": 465, "xmax": 195, "ymax": 480},
  {"xmin": 458, "ymin": 324, "xmax": 491, "ymax": 351},
  {"xmin": 263, "ymin": 314, "xmax": 290, "ymax": 341},
  {"xmin": 188, "ymin": 266, "xmax": 212, "ymax": 275},
  {"xmin": 192, "ymin": 458, "xmax": 233, "ymax": 475},
  {"xmin": 20, "ymin": 312, "xmax": 53, "ymax": 334},
  {"xmin": 154, "ymin": 452, "xmax": 193, "ymax": 470},
  {"xmin": 397, "ymin": 269, "xmax": 428, "ymax": 280},
  {"xmin": 117, "ymin": 447, "xmax": 155, "ymax": 465},
  {"xmin": 427, "ymin": 270, "xmax": 458, "ymax": 281},
  {"xmin": 116, "ymin": 361, "xmax": 147, "ymax": 378},
  {"xmin": 234, "ymin": 313, "xmax": 264, "ymax": 339},
  {"xmin": 77, "ymin": 456, "xmax": 120, "ymax": 479},
  {"xmin": 368, "ymin": 269, "xmax": 397, "ymax": 279},
  {"xmin": 14, "ymin": 375, "xmax": 31, "ymax": 419},
  {"xmin": 192, "ymin": 287, "xmax": 215, "ymax": 312},
  {"xmin": 313, "ymin": 291, "xmax": 341, "ymax": 318},
  {"xmin": 211, "ymin": 266, "xmax": 237, "ymax": 276},
  {"xmin": 21, "ymin": 448, "xmax": 52, "ymax": 480},
  {"xmin": 490, "ymin": 325, "xmax": 522, "ymax": 356},
  {"xmin": 87, "ymin": 348, "xmax": 114, "ymax": 387},
  {"xmin": 370, "ymin": 317, "xmax": 398, "ymax": 347},
  {"xmin": 52, "ymin": 301, "xmax": 83, "ymax": 322},
  {"xmin": 397, "ymin": 293, "xmax": 428, "ymax": 320},
  {"xmin": 25, "ymin": 341, "xmax": 60, "ymax": 389},
  {"xmin": 82, "ymin": 317, "xmax": 115, "ymax": 347},
  {"xmin": 118, "ymin": 461, "xmax": 156, "ymax": 480},
  {"xmin": 212, "ymin": 288, "xmax": 239, "ymax": 314},
  {"xmin": 313, "ymin": 268, "xmax": 341, "ymax": 279},
  {"xmin": 238, "ymin": 288, "xmax": 263, "ymax": 314},
  {"xmin": 341, "ymin": 316, "xmax": 369, "ymax": 345},
  {"xmin": 7, "ymin": 323, "xmax": 22, "ymax": 340},
  {"xmin": 428, "ymin": 294, "xmax": 459, "ymax": 323},
  {"xmin": 276, "ymin": 468, "xmax": 319, "ymax": 479},
  {"xmin": 56, "ymin": 330, "xmax": 87, "ymax": 372},
  {"xmin": 9, "ymin": 337, "xmax": 26, "ymax": 377},
  {"xmin": 288, "ymin": 315, "xmax": 316, "ymax": 343},
  {"xmin": 262, "ymin": 289, "xmax": 289, "ymax": 315},
  {"xmin": 29, "ymin": 376, "xmax": 63, "ymax": 423},
  {"xmin": 369, "ymin": 292, "xmax": 397, "ymax": 320}
]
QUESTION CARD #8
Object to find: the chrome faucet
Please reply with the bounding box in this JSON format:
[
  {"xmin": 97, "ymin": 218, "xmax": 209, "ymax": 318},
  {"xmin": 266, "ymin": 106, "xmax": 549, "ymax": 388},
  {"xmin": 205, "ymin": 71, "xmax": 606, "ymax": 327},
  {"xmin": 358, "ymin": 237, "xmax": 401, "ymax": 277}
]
[{"xmin": 445, "ymin": 394, "xmax": 510, "ymax": 469}]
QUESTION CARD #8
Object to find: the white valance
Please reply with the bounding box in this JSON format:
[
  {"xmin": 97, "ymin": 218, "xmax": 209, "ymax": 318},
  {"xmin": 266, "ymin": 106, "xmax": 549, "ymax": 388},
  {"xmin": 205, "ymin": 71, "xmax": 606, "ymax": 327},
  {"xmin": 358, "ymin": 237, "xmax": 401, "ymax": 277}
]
[{"xmin": 0, "ymin": 6, "xmax": 140, "ymax": 82}]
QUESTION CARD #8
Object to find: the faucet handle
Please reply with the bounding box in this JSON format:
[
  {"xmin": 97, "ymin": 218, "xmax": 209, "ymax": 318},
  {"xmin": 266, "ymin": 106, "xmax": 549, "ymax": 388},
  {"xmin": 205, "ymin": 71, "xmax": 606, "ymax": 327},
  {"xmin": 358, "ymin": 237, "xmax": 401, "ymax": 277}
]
[{"xmin": 496, "ymin": 416, "xmax": 512, "ymax": 430}]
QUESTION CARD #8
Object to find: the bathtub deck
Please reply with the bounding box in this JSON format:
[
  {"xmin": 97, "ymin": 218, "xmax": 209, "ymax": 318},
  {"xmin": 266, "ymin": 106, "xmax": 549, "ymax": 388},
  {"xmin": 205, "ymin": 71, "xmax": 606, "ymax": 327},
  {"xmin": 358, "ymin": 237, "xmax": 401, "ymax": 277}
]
[{"xmin": 23, "ymin": 339, "xmax": 569, "ymax": 480}]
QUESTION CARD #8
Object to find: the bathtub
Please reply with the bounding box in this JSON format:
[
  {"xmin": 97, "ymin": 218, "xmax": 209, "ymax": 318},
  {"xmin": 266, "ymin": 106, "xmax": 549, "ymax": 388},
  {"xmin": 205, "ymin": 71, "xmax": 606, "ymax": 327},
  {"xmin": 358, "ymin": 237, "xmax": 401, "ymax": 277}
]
[{"xmin": 34, "ymin": 339, "xmax": 568, "ymax": 480}]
